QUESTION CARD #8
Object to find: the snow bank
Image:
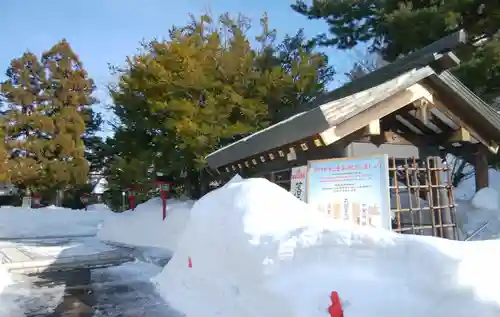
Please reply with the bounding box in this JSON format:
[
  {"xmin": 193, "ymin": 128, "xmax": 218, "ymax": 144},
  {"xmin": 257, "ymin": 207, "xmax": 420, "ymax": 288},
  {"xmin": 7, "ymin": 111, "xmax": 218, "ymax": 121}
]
[
  {"xmin": 455, "ymin": 187, "xmax": 500, "ymax": 241},
  {"xmin": 154, "ymin": 177, "xmax": 500, "ymax": 317},
  {"xmin": 0, "ymin": 205, "xmax": 112, "ymax": 239},
  {"xmin": 97, "ymin": 197, "xmax": 194, "ymax": 254},
  {"xmin": 471, "ymin": 187, "xmax": 499, "ymax": 211},
  {"xmin": 0, "ymin": 266, "xmax": 12, "ymax": 293},
  {"xmin": 454, "ymin": 168, "xmax": 500, "ymax": 200}
]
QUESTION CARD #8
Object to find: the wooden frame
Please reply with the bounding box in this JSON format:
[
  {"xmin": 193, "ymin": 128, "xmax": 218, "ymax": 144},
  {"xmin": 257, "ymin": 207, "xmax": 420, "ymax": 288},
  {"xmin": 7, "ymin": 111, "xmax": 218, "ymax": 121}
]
[{"xmin": 319, "ymin": 84, "xmax": 433, "ymax": 145}]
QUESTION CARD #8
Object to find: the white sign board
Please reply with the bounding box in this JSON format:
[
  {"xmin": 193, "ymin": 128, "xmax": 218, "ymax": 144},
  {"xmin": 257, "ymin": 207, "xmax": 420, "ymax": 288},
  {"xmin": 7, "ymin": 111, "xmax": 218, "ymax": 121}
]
[
  {"xmin": 306, "ymin": 155, "xmax": 391, "ymax": 230},
  {"xmin": 290, "ymin": 166, "xmax": 307, "ymax": 201}
]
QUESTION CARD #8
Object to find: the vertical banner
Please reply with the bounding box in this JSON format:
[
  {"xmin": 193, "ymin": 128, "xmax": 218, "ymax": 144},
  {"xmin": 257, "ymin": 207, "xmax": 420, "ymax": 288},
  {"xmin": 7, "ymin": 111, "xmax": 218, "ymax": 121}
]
[
  {"xmin": 290, "ymin": 166, "xmax": 307, "ymax": 201},
  {"xmin": 306, "ymin": 155, "xmax": 391, "ymax": 230}
]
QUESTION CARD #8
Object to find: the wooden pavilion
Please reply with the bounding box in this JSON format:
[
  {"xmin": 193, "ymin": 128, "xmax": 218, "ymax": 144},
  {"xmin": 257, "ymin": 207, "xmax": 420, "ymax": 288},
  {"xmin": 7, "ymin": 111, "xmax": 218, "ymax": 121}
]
[{"xmin": 204, "ymin": 30, "xmax": 500, "ymax": 240}]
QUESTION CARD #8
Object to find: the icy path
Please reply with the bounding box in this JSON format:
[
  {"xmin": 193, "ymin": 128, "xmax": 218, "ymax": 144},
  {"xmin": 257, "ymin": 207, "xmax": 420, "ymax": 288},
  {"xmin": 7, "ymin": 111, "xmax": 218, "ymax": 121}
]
[
  {"xmin": 0, "ymin": 259, "xmax": 183, "ymax": 316},
  {"xmin": 0, "ymin": 236, "xmax": 134, "ymax": 274}
]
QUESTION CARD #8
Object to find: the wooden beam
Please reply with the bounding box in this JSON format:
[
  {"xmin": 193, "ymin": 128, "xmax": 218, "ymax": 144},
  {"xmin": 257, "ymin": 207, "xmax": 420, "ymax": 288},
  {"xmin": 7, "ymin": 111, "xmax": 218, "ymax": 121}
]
[
  {"xmin": 427, "ymin": 110, "xmax": 455, "ymax": 133},
  {"xmin": 319, "ymin": 84, "xmax": 433, "ymax": 145},
  {"xmin": 219, "ymin": 139, "xmax": 349, "ymax": 177},
  {"xmin": 447, "ymin": 127, "xmax": 472, "ymax": 143},
  {"xmin": 397, "ymin": 112, "xmax": 435, "ymax": 135},
  {"xmin": 355, "ymin": 130, "xmax": 414, "ymax": 146},
  {"xmin": 364, "ymin": 119, "xmax": 381, "ymax": 135},
  {"xmin": 382, "ymin": 117, "xmax": 430, "ymax": 147},
  {"xmin": 414, "ymin": 99, "xmax": 430, "ymax": 124},
  {"xmin": 474, "ymin": 144, "xmax": 489, "ymax": 191},
  {"xmin": 426, "ymin": 90, "xmax": 500, "ymax": 154}
]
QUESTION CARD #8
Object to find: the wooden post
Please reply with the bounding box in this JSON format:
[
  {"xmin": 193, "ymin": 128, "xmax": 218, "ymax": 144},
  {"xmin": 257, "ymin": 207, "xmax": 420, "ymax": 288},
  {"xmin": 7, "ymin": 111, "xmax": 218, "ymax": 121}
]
[
  {"xmin": 430, "ymin": 157, "xmax": 455, "ymax": 239},
  {"xmin": 474, "ymin": 144, "xmax": 489, "ymax": 191}
]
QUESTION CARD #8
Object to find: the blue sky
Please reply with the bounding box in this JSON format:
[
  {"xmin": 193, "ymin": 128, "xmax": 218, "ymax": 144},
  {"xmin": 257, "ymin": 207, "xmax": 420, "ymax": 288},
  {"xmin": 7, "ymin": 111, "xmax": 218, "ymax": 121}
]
[{"xmin": 1, "ymin": 0, "xmax": 362, "ymax": 136}]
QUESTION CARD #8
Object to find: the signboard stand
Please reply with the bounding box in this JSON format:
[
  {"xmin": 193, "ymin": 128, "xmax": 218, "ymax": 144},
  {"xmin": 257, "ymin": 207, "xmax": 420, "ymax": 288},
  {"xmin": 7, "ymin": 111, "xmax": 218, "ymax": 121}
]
[{"xmin": 306, "ymin": 155, "xmax": 391, "ymax": 230}]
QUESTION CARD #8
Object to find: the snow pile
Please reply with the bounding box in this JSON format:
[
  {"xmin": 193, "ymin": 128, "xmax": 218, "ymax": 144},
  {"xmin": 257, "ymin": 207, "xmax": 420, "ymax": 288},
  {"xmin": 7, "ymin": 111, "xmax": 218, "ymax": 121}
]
[
  {"xmin": 470, "ymin": 187, "xmax": 499, "ymax": 210},
  {"xmin": 0, "ymin": 205, "xmax": 112, "ymax": 239},
  {"xmin": 454, "ymin": 168, "xmax": 500, "ymax": 200},
  {"xmin": 154, "ymin": 177, "xmax": 500, "ymax": 317},
  {"xmin": 0, "ymin": 267, "xmax": 12, "ymax": 293},
  {"xmin": 455, "ymin": 187, "xmax": 500, "ymax": 241},
  {"xmin": 92, "ymin": 178, "xmax": 108, "ymax": 194},
  {"xmin": 97, "ymin": 197, "xmax": 194, "ymax": 254}
]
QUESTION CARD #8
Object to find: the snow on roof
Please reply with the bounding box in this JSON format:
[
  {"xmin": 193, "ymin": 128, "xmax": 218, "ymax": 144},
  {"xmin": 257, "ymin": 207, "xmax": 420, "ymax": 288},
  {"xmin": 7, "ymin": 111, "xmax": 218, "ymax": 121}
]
[{"xmin": 92, "ymin": 178, "xmax": 108, "ymax": 194}]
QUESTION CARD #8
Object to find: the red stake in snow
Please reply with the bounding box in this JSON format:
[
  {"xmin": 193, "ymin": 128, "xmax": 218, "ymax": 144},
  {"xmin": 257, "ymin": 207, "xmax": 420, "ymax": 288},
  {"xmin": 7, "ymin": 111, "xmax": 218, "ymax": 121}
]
[
  {"xmin": 161, "ymin": 190, "xmax": 167, "ymax": 220},
  {"xmin": 328, "ymin": 291, "xmax": 344, "ymax": 317},
  {"xmin": 188, "ymin": 256, "xmax": 192, "ymax": 268},
  {"xmin": 154, "ymin": 181, "xmax": 172, "ymax": 221}
]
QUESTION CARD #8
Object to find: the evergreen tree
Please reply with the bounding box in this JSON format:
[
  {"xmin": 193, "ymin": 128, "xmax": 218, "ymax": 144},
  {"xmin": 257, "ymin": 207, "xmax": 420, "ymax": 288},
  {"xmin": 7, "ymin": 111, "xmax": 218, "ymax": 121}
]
[
  {"xmin": 260, "ymin": 28, "xmax": 335, "ymax": 121},
  {"xmin": 0, "ymin": 40, "xmax": 96, "ymax": 199},
  {"xmin": 0, "ymin": 52, "xmax": 47, "ymax": 193},
  {"xmin": 40, "ymin": 40, "xmax": 91, "ymax": 193},
  {"xmin": 107, "ymin": 13, "xmax": 334, "ymax": 199},
  {"xmin": 292, "ymin": 0, "xmax": 500, "ymax": 102}
]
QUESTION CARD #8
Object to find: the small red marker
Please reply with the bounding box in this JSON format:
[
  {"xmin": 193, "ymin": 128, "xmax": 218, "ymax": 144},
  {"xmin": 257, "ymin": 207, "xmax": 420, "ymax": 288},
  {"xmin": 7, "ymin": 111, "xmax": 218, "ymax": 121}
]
[
  {"xmin": 328, "ymin": 291, "xmax": 344, "ymax": 317},
  {"xmin": 188, "ymin": 256, "xmax": 192, "ymax": 268}
]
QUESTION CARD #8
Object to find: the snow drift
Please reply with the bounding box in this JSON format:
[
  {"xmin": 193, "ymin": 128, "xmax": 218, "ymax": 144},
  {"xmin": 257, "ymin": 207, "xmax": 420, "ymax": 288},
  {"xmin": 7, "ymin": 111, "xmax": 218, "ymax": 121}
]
[
  {"xmin": 454, "ymin": 168, "xmax": 500, "ymax": 200},
  {"xmin": 0, "ymin": 204, "xmax": 111, "ymax": 239},
  {"xmin": 97, "ymin": 198, "xmax": 194, "ymax": 254},
  {"xmin": 0, "ymin": 267, "xmax": 12, "ymax": 293},
  {"xmin": 154, "ymin": 177, "xmax": 500, "ymax": 317},
  {"xmin": 455, "ymin": 187, "xmax": 500, "ymax": 241}
]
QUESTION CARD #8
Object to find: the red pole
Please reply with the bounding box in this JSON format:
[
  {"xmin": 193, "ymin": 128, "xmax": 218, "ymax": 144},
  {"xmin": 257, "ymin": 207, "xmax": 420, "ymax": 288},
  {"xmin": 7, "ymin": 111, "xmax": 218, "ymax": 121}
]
[
  {"xmin": 129, "ymin": 196, "xmax": 136, "ymax": 210},
  {"xmin": 161, "ymin": 190, "xmax": 167, "ymax": 220}
]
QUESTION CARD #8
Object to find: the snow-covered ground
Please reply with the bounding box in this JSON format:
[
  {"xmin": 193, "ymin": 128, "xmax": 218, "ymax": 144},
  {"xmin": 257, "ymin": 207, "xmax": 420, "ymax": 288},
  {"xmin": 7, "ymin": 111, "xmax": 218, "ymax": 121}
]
[
  {"xmin": 0, "ymin": 200, "xmax": 179, "ymax": 316},
  {"xmin": 0, "ymin": 204, "xmax": 112, "ymax": 239},
  {"xmin": 2, "ymin": 166, "xmax": 500, "ymax": 316},
  {"xmin": 0, "ymin": 266, "xmax": 12, "ymax": 293},
  {"xmin": 1, "ymin": 260, "xmax": 180, "ymax": 317},
  {"xmin": 0, "ymin": 202, "xmax": 117, "ymax": 311}
]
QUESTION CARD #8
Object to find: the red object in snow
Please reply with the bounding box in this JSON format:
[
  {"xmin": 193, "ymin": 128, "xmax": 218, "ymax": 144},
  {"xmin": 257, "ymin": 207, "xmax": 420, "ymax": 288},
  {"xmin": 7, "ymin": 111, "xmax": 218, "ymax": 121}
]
[
  {"xmin": 154, "ymin": 181, "xmax": 172, "ymax": 220},
  {"xmin": 328, "ymin": 291, "xmax": 344, "ymax": 317},
  {"xmin": 161, "ymin": 190, "xmax": 168, "ymax": 220},
  {"xmin": 128, "ymin": 195, "xmax": 136, "ymax": 210},
  {"xmin": 188, "ymin": 256, "xmax": 192, "ymax": 268},
  {"xmin": 31, "ymin": 194, "xmax": 42, "ymax": 208},
  {"xmin": 125, "ymin": 186, "xmax": 137, "ymax": 211}
]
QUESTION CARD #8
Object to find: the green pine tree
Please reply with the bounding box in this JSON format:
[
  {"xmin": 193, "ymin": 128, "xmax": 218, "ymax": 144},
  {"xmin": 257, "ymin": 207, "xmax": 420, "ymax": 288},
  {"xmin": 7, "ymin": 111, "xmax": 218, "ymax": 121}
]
[
  {"xmin": 107, "ymin": 12, "xmax": 334, "ymax": 199},
  {"xmin": 292, "ymin": 0, "xmax": 500, "ymax": 102}
]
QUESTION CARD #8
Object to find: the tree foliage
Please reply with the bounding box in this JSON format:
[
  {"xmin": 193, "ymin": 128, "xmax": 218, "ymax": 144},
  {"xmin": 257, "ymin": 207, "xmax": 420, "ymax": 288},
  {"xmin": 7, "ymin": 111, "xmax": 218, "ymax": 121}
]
[
  {"xmin": 107, "ymin": 13, "xmax": 334, "ymax": 199},
  {"xmin": 292, "ymin": 0, "xmax": 500, "ymax": 102},
  {"xmin": 0, "ymin": 40, "xmax": 98, "ymax": 198}
]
